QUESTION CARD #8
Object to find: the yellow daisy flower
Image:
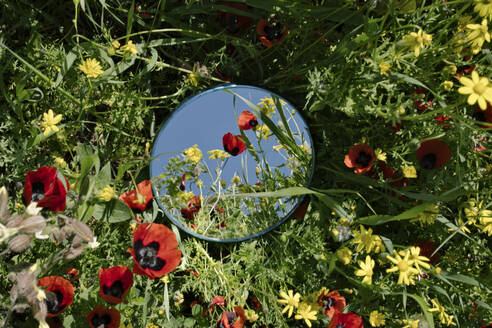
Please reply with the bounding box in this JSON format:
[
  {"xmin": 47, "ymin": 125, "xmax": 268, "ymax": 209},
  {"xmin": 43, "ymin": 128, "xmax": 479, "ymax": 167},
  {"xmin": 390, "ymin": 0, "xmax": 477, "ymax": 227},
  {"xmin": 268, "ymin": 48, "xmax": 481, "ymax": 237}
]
[
  {"xmin": 379, "ymin": 62, "xmax": 390, "ymax": 75},
  {"xmin": 352, "ymin": 225, "xmax": 377, "ymax": 253},
  {"xmin": 40, "ymin": 109, "xmax": 63, "ymax": 136},
  {"xmin": 294, "ymin": 303, "xmax": 317, "ymax": 328},
  {"xmin": 369, "ymin": 310, "xmax": 385, "ymax": 327},
  {"xmin": 79, "ymin": 58, "xmax": 104, "ymax": 78},
  {"xmin": 457, "ymin": 70, "xmax": 492, "ymax": 110},
  {"xmin": 355, "ymin": 255, "xmax": 375, "ymax": 285},
  {"xmin": 402, "ymin": 29, "xmax": 432, "ymax": 57},
  {"xmin": 401, "ymin": 246, "xmax": 430, "ymax": 274},
  {"xmin": 466, "ymin": 19, "xmax": 491, "ymax": 54},
  {"xmin": 336, "ymin": 247, "xmax": 352, "ymax": 265},
  {"xmin": 474, "ymin": 0, "xmax": 492, "ymax": 20},
  {"xmin": 443, "ymin": 81, "xmax": 454, "ymax": 91},
  {"xmin": 386, "ymin": 250, "xmax": 419, "ymax": 285},
  {"xmin": 277, "ymin": 290, "xmax": 301, "ymax": 318}
]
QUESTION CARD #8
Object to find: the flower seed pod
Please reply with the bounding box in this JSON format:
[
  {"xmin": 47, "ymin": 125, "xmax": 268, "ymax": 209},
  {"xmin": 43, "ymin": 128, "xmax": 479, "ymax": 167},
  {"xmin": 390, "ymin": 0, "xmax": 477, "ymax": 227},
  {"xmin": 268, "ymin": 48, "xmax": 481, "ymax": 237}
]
[
  {"xmin": 65, "ymin": 245, "xmax": 87, "ymax": 260},
  {"xmin": 71, "ymin": 219, "xmax": 93, "ymax": 243},
  {"xmin": 20, "ymin": 215, "xmax": 46, "ymax": 234},
  {"xmin": 6, "ymin": 215, "xmax": 24, "ymax": 229},
  {"xmin": 0, "ymin": 186, "xmax": 8, "ymax": 220},
  {"xmin": 9, "ymin": 234, "xmax": 32, "ymax": 252}
]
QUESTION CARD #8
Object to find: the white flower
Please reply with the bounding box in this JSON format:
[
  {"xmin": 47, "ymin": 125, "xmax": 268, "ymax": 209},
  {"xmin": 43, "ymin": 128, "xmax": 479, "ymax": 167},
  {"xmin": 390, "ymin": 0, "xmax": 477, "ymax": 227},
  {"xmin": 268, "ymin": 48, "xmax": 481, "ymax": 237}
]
[
  {"xmin": 35, "ymin": 230, "xmax": 50, "ymax": 240},
  {"xmin": 88, "ymin": 237, "xmax": 100, "ymax": 249},
  {"xmin": 25, "ymin": 202, "xmax": 42, "ymax": 217}
]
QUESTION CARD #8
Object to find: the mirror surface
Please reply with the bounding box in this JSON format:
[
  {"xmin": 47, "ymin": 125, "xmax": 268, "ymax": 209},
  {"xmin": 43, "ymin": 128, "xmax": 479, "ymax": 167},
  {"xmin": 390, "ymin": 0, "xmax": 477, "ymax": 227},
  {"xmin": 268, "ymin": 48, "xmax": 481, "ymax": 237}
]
[{"xmin": 150, "ymin": 85, "xmax": 314, "ymax": 242}]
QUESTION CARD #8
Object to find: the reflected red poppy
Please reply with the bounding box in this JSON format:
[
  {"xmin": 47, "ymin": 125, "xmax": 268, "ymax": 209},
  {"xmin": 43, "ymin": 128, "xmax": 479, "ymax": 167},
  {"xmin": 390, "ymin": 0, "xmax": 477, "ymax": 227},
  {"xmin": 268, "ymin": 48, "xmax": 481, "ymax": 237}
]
[
  {"xmin": 327, "ymin": 311, "xmax": 363, "ymax": 328},
  {"xmin": 318, "ymin": 290, "xmax": 346, "ymax": 319},
  {"xmin": 216, "ymin": 306, "xmax": 246, "ymax": 328},
  {"xmin": 23, "ymin": 166, "xmax": 69, "ymax": 212},
  {"xmin": 179, "ymin": 173, "xmax": 187, "ymax": 191},
  {"xmin": 344, "ymin": 144, "xmax": 375, "ymax": 174},
  {"xmin": 413, "ymin": 240, "xmax": 439, "ymax": 264},
  {"xmin": 238, "ymin": 111, "xmax": 258, "ymax": 130},
  {"xmin": 223, "ymin": 133, "xmax": 246, "ymax": 156},
  {"xmin": 131, "ymin": 223, "xmax": 181, "ymax": 279},
  {"xmin": 292, "ymin": 196, "xmax": 310, "ymax": 220},
  {"xmin": 119, "ymin": 180, "xmax": 153, "ymax": 211},
  {"xmin": 416, "ymin": 139, "xmax": 451, "ymax": 170},
  {"xmin": 412, "ymin": 88, "xmax": 433, "ymax": 111},
  {"xmin": 38, "ymin": 276, "xmax": 75, "ymax": 317},
  {"xmin": 472, "ymin": 105, "xmax": 492, "ymax": 128},
  {"xmin": 86, "ymin": 305, "xmax": 120, "ymax": 328},
  {"xmin": 257, "ymin": 19, "xmax": 289, "ymax": 48},
  {"xmin": 181, "ymin": 195, "xmax": 201, "ymax": 220},
  {"xmin": 218, "ymin": 2, "xmax": 252, "ymax": 34},
  {"xmin": 99, "ymin": 266, "xmax": 133, "ymax": 304},
  {"xmin": 65, "ymin": 268, "xmax": 79, "ymax": 281}
]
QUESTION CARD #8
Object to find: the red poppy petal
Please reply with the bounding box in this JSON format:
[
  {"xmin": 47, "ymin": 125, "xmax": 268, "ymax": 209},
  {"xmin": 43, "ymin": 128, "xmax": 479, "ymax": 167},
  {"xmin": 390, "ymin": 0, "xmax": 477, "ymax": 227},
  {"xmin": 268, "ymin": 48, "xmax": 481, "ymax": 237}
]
[
  {"xmin": 38, "ymin": 276, "xmax": 75, "ymax": 317},
  {"xmin": 99, "ymin": 266, "xmax": 133, "ymax": 304},
  {"xmin": 416, "ymin": 139, "xmax": 451, "ymax": 169},
  {"xmin": 238, "ymin": 111, "xmax": 258, "ymax": 130},
  {"xmin": 256, "ymin": 18, "xmax": 268, "ymax": 35},
  {"xmin": 259, "ymin": 36, "xmax": 273, "ymax": 48},
  {"xmin": 86, "ymin": 305, "xmax": 121, "ymax": 328}
]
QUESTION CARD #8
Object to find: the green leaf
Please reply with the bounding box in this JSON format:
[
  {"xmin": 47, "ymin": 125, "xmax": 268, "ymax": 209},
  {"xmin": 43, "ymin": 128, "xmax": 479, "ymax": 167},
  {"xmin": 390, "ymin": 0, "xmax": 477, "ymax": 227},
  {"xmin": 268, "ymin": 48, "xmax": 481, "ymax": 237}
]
[
  {"xmin": 405, "ymin": 293, "xmax": 435, "ymax": 328},
  {"xmin": 92, "ymin": 199, "xmax": 132, "ymax": 222},
  {"xmin": 357, "ymin": 203, "xmax": 432, "ymax": 225},
  {"xmin": 441, "ymin": 272, "xmax": 480, "ymax": 287},
  {"xmin": 95, "ymin": 163, "xmax": 112, "ymax": 190},
  {"xmin": 54, "ymin": 46, "xmax": 78, "ymax": 88},
  {"xmin": 223, "ymin": 186, "xmax": 320, "ymax": 199},
  {"xmin": 318, "ymin": 194, "xmax": 350, "ymax": 219}
]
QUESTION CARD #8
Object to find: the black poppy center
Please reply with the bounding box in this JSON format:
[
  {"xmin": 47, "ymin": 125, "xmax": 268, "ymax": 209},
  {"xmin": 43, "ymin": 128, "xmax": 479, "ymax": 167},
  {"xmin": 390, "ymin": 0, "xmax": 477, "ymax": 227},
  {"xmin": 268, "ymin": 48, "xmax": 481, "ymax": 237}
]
[
  {"xmin": 46, "ymin": 290, "xmax": 65, "ymax": 314},
  {"xmin": 31, "ymin": 181, "xmax": 45, "ymax": 202},
  {"xmin": 420, "ymin": 153, "xmax": 437, "ymax": 169},
  {"xmin": 472, "ymin": 111, "xmax": 486, "ymax": 122},
  {"xmin": 103, "ymin": 280, "xmax": 124, "ymax": 299},
  {"xmin": 264, "ymin": 25, "xmax": 282, "ymax": 41},
  {"xmin": 249, "ymin": 119, "xmax": 258, "ymax": 127},
  {"xmin": 321, "ymin": 296, "xmax": 336, "ymax": 310},
  {"xmin": 91, "ymin": 314, "xmax": 111, "ymax": 327},
  {"xmin": 134, "ymin": 240, "xmax": 166, "ymax": 271},
  {"xmin": 355, "ymin": 151, "xmax": 372, "ymax": 167}
]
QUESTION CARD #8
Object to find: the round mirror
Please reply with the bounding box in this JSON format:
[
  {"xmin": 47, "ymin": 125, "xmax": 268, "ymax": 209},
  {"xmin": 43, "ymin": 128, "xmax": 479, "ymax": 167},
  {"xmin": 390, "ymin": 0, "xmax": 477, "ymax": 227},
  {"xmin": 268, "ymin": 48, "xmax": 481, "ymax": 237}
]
[{"xmin": 150, "ymin": 84, "xmax": 314, "ymax": 242}]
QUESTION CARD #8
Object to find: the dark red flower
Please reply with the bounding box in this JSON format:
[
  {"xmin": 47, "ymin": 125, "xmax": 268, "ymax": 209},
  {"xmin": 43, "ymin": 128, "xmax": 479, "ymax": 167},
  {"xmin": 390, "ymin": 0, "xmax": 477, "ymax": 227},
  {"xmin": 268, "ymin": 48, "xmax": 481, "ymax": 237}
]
[
  {"xmin": 215, "ymin": 67, "xmax": 232, "ymax": 82},
  {"xmin": 223, "ymin": 133, "xmax": 246, "ymax": 156},
  {"xmin": 413, "ymin": 240, "xmax": 439, "ymax": 264},
  {"xmin": 238, "ymin": 111, "xmax": 258, "ymax": 130},
  {"xmin": 318, "ymin": 290, "xmax": 346, "ymax": 319},
  {"xmin": 246, "ymin": 295, "xmax": 262, "ymax": 311},
  {"xmin": 23, "ymin": 166, "xmax": 69, "ymax": 212},
  {"xmin": 327, "ymin": 311, "xmax": 363, "ymax": 328},
  {"xmin": 416, "ymin": 139, "xmax": 451, "ymax": 170},
  {"xmin": 472, "ymin": 105, "xmax": 492, "ymax": 128},
  {"xmin": 344, "ymin": 144, "xmax": 375, "ymax": 174},
  {"xmin": 99, "ymin": 266, "xmax": 134, "ymax": 304},
  {"xmin": 412, "ymin": 88, "xmax": 434, "ymax": 112},
  {"xmin": 65, "ymin": 268, "xmax": 79, "ymax": 281},
  {"xmin": 131, "ymin": 223, "xmax": 181, "ymax": 279},
  {"xmin": 119, "ymin": 180, "xmax": 153, "ymax": 211},
  {"xmin": 216, "ymin": 306, "xmax": 246, "ymax": 328},
  {"xmin": 218, "ymin": 2, "xmax": 253, "ymax": 34},
  {"xmin": 257, "ymin": 19, "xmax": 289, "ymax": 48},
  {"xmin": 181, "ymin": 195, "xmax": 201, "ymax": 220},
  {"xmin": 86, "ymin": 305, "xmax": 120, "ymax": 328},
  {"xmin": 371, "ymin": 162, "xmax": 406, "ymax": 188},
  {"xmin": 38, "ymin": 276, "xmax": 75, "ymax": 317}
]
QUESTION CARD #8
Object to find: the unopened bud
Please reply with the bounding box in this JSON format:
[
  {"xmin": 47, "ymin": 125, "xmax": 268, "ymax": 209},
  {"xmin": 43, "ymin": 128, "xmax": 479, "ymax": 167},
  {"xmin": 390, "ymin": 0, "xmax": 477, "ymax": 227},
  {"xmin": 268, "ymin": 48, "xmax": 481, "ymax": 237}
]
[
  {"xmin": 0, "ymin": 186, "xmax": 8, "ymax": 219},
  {"xmin": 20, "ymin": 216, "xmax": 46, "ymax": 234},
  {"xmin": 9, "ymin": 234, "xmax": 31, "ymax": 252},
  {"xmin": 6, "ymin": 215, "xmax": 24, "ymax": 229},
  {"xmin": 71, "ymin": 219, "xmax": 93, "ymax": 242},
  {"xmin": 65, "ymin": 245, "xmax": 87, "ymax": 259}
]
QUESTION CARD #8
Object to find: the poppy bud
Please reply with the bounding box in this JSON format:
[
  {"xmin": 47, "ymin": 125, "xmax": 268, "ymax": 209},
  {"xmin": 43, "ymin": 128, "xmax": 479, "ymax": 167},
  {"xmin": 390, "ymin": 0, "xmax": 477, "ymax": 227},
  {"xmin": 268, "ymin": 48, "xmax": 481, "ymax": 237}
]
[
  {"xmin": 6, "ymin": 215, "xmax": 24, "ymax": 229},
  {"xmin": 20, "ymin": 215, "xmax": 46, "ymax": 234},
  {"xmin": 0, "ymin": 186, "xmax": 8, "ymax": 219},
  {"xmin": 9, "ymin": 234, "xmax": 32, "ymax": 252},
  {"xmin": 65, "ymin": 245, "xmax": 87, "ymax": 260},
  {"xmin": 71, "ymin": 219, "xmax": 94, "ymax": 243}
]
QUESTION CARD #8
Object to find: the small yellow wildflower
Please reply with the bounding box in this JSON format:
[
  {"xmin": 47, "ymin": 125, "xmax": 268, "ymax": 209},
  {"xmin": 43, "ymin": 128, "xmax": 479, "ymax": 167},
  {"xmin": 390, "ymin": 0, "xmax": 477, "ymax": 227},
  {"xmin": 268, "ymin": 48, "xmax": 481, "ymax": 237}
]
[
  {"xmin": 207, "ymin": 149, "xmax": 230, "ymax": 160},
  {"xmin": 158, "ymin": 309, "xmax": 164, "ymax": 315},
  {"xmin": 352, "ymin": 225, "xmax": 377, "ymax": 253},
  {"xmin": 98, "ymin": 185, "xmax": 115, "ymax": 202},
  {"xmin": 373, "ymin": 235, "xmax": 385, "ymax": 253},
  {"xmin": 245, "ymin": 309, "xmax": 259, "ymax": 322},
  {"xmin": 428, "ymin": 298, "xmax": 455, "ymax": 326},
  {"xmin": 379, "ymin": 62, "xmax": 390, "ymax": 75},
  {"xmin": 299, "ymin": 144, "xmax": 311, "ymax": 154},
  {"xmin": 184, "ymin": 144, "xmax": 202, "ymax": 163},
  {"xmin": 294, "ymin": 303, "xmax": 317, "ymax": 328},
  {"xmin": 402, "ymin": 165, "xmax": 417, "ymax": 178},
  {"xmin": 443, "ymin": 81, "xmax": 454, "ymax": 91},
  {"xmin": 40, "ymin": 109, "xmax": 63, "ymax": 136},
  {"xmin": 435, "ymin": 267, "xmax": 442, "ymax": 274},
  {"xmin": 178, "ymin": 191, "xmax": 194, "ymax": 203},
  {"xmin": 258, "ymin": 125, "xmax": 271, "ymax": 140},
  {"xmin": 474, "ymin": 0, "xmax": 492, "ymax": 20},
  {"xmin": 402, "ymin": 29, "xmax": 432, "ymax": 57},
  {"xmin": 187, "ymin": 72, "xmax": 198, "ymax": 87},
  {"xmin": 121, "ymin": 40, "xmax": 138, "ymax": 55},
  {"xmin": 369, "ymin": 310, "xmax": 385, "ymax": 327},
  {"xmin": 231, "ymin": 174, "xmax": 241, "ymax": 184},
  {"xmin": 112, "ymin": 40, "xmax": 121, "ymax": 49},
  {"xmin": 448, "ymin": 65, "xmax": 458, "ymax": 75},
  {"xmin": 255, "ymin": 166, "xmax": 261, "ymax": 175},
  {"xmin": 160, "ymin": 276, "xmax": 170, "ymax": 284},
  {"xmin": 54, "ymin": 65, "xmax": 61, "ymax": 72},
  {"xmin": 458, "ymin": 70, "xmax": 492, "ymax": 110},
  {"xmin": 54, "ymin": 157, "xmax": 67, "ymax": 168},
  {"xmin": 79, "ymin": 58, "xmax": 104, "ymax": 78},
  {"xmin": 374, "ymin": 148, "xmax": 387, "ymax": 161},
  {"xmin": 404, "ymin": 246, "xmax": 430, "ymax": 274},
  {"xmin": 355, "ymin": 255, "xmax": 375, "ymax": 285},
  {"xmin": 336, "ymin": 247, "xmax": 352, "ymax": 265},
  {"xmin": 145, "ymin": 324, "xmax": 159, "ymax": 328},
  {"xmin": 402, "ymin": 318, "xmax": 420, "ymax": 328},
  {"xmin": 258, "ymin": 97, "xmax": 277, "ymax": 117},
  {"xmin": 466, "ymin": 19, "xmax": 490, "ymax": 54},
  {"xmin": 277, "ymin": 290, "xmax": 301, "ymax": 318},
  {"xmin": 386, "ymin": 250, "xmax": 419, "ymax": 285}
]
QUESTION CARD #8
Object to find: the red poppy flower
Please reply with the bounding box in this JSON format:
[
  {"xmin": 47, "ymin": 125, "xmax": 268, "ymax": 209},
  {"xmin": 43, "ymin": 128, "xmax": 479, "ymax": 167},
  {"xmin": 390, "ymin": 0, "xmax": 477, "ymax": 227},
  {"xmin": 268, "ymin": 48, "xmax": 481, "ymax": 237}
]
[
  {"xmin": 318, "ymin": 290, "xmax": 346, "ymax": 319},
  {"xmin": 416, "ymin": 139, "xmax": 451, "ymax": 170},
  {"xmin": 413, "ymin": 240, "xmax": 439, "ymax": 264},
  {"xmin": 23, "ymin": 166, "xmax": 69, "ymax": 212},
  {"xmin": 210, "ymin": 296, "xmax": 226, "ymax": 307},
  {"xmin": 86, "ymin": 305, "xmax": 120, "ymax": 328},
  {"xmin": 99, "ymin": 266, "xmax": 133, "ymax": 304},
  {"xmin": 223, "ymin": 133, "xmax": 246, "ymax": 156},
  {"xmin": 344, "ymin": 144, "xmax": 375, "ymax": 174},
  {"xmin": 119, "ymin": 180, "xmax": 153, "ymax": 211},
  {"xmin": 65, "ymin": 268, "xmax": 79, "ymax": 281},
  {"xmin": 292, "ymin": 196, "xmax": 310, "ymax": 220},
  {"xmin": 131, "ymin": 223, "xmax": 181, "ymax": 279},
  {"xmin": 327, "ymin": 311, "xmax": 363, "ymax": 328},
  {"xmin": 412, "ymin": 88, "xmax": 434, "ymax": 111},
  {"xmin": 257, "ymin": 19, "xmax": 289, "ymax": 48},
  {"xmin": 371, "ymin": 162, "xmax": 406, "ymax": 188},
  {"xmin": 180, "ymin": 195, "xmax": 201, "ymax": 220},
  {"xmin": 238, "ymin": 111, "xmax": 258, "ymax": 130},
  {"xmin": 473, "ymin": 105, "xmax": 492, "ymax": 128},
  {"xmin": 216, "ymin": 306, "xmax": 246, "ymax": 328},
  {"xmin": 218, "ymin": 2, "xmax": 252, "ymax": 34},
  {"xmin": 38, "ymin": 276, "xmax": 75, "ymax": 317}
]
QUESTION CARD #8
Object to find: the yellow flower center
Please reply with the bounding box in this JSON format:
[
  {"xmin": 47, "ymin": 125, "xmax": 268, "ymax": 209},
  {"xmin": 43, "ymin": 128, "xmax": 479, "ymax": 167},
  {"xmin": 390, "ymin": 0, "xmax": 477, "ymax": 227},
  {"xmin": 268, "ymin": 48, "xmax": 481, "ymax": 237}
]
[
  {"xmin": 416, "ymin": 36, "xmax": 423, "ymax": 44},
  {"xmin": 474, "ymin": 82, "xmax": 487, "ymax": 95},
  {"xmin": 480, "ymin": 25, "xmax": 488, "ymax": 34},
  {"xmin": 398, "ymin": 260, "xmax": 409, "ymax": 272}
]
